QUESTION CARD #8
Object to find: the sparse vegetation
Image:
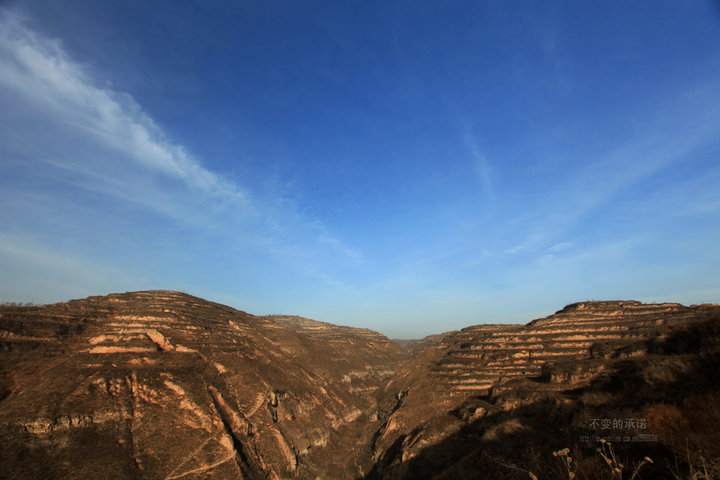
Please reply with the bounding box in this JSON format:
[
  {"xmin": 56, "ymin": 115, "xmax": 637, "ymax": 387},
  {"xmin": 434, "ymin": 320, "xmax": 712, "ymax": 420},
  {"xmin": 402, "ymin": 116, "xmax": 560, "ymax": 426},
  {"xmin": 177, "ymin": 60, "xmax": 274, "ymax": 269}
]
[
  {"xmin": 0, "ymin": 301, "xmax": 36, "ymax": 307},
  {"xmin": 2, "ymin": 294, "xmax": 719, "ymax": 479},
  {"xmin": 526, "ymin": 443, "xmax": 652, "ymax": 480}
]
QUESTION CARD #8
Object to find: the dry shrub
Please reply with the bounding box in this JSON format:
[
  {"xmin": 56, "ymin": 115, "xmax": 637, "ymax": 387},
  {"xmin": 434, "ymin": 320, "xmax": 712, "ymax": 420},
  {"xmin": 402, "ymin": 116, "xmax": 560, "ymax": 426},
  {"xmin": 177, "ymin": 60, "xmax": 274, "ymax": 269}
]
[{"xmin": 647, "ymin": 393, "xmax": 720, "ymax": 476}]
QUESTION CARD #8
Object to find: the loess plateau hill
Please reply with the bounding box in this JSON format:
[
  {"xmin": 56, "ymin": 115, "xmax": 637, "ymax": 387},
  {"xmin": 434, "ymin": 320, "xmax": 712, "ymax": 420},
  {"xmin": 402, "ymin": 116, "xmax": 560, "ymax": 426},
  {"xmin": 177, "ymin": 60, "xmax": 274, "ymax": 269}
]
[{"xmin": 1, "ymin": 291, "xmax": 719, "ymax": 479}]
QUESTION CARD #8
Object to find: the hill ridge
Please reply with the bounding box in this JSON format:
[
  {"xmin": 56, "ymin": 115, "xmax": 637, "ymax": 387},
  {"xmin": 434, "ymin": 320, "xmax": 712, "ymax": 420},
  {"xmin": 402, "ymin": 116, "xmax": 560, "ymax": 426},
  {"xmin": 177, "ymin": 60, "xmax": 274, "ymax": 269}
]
[{"xmin": 1, "ymin": 291, "xmax": 718, "ymax": 479}]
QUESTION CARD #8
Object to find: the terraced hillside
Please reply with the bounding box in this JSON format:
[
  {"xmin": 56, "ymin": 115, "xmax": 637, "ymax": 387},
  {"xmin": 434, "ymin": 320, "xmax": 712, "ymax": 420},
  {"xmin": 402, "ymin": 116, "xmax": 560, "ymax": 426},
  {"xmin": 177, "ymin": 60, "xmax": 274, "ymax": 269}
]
[
  {"xmin": 1, "ymin": 293, "xmax": 718, "ymax": 479},
  {"xmin": 265, "ymin": 315, "xmax": 401, "ymax": 400},
  {"xmin": 0, "ymin": 291, "xmax": 409, "ymax": 479},
  {"xmin": 429, "ymin": 301, "xmax": 701, "ymax": 394},
  {"xmin": 368, "ymin": 301, "xmax": 720, "ymax": 478}
]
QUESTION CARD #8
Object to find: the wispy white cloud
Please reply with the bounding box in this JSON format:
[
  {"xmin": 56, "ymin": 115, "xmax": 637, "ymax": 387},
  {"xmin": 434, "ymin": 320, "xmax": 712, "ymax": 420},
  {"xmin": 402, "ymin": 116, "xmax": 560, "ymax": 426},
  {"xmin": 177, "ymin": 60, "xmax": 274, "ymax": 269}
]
[
  {"xmin": 499, "ymin": 82, "xmax": 720, "ymax": 256},
  {"xmin": 504, "ymin": 244, "xmax": 533, "ymax": 255},
  {"xmin": 462, "ymin": 131, "xmax": 494, "ymax": 199},
  {"xmin": 316, "ymin": 233, "xmax": 365, "ymax": 265},
  {"xmin": 548, "ymin": 242, "xmax": 573, "ymax": 253},
  {"xmin": 503, "ymin": 233, "xmax": 543, "ymax": 255},
  {"xmin": 0, "ymin": 13, "xmax": 240, "ymax": 199},
  {"xmin": 0, "ymin": 12, "xmax": 363, "ymax": 299}
]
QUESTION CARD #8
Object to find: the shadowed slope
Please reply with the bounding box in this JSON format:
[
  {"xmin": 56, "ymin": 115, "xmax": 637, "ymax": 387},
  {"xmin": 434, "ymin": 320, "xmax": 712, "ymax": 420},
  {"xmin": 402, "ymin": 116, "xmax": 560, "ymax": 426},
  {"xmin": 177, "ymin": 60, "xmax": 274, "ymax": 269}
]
[
  {"xmin": 1, "ymin": 294, "xmax": 718, "ymax": 479},
  {"xmin": 364, "ymin": 311, "xmax": 720, "ymax": 479},
  {"xmin": 366, "ymin": 301, "xmax": 720, "ymax": 478}
]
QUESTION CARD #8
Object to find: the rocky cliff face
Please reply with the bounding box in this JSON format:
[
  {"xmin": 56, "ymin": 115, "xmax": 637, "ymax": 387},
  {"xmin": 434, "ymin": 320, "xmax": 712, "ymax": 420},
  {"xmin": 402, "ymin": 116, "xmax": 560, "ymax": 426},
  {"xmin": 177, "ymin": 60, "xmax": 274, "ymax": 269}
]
[{"xmin": 1, "ymin": 293, "xmax": 719, "ymax": 479}]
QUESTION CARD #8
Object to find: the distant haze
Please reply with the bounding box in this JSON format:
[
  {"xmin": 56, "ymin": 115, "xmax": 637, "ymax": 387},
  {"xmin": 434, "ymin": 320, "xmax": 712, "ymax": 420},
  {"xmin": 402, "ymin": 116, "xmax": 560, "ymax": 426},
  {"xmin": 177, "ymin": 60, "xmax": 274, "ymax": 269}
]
[{"xmin": 1, "ymin": 1, "xmax": 719, "ymax": 338}]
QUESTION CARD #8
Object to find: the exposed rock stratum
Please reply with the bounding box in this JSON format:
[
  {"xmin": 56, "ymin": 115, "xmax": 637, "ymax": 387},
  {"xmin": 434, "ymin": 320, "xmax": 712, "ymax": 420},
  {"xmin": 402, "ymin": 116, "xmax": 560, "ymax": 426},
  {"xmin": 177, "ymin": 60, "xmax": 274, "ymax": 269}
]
[{"xmin": 1, "ymin": 291, "xmax": 719, "ymax": 479}]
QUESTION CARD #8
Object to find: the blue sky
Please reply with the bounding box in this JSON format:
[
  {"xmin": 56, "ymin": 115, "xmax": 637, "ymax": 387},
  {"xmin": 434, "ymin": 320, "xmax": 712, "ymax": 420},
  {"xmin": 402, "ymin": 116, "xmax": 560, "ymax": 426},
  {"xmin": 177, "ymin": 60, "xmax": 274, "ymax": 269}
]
[{"xmin": 1, "ymin": 1, "xmax": 719, "ymax": 338}]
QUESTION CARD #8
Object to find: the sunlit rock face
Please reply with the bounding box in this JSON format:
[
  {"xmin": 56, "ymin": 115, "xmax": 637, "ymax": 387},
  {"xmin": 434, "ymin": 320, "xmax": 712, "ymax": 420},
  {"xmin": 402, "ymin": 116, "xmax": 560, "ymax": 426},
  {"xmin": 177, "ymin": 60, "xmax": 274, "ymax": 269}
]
[
  {"xmin": 0, "ymin": 291, "xmax": 409, "ymax": 479},
  {"xmin": 1, "ymin": 293, "xmax": 718, "ymax": 479}
]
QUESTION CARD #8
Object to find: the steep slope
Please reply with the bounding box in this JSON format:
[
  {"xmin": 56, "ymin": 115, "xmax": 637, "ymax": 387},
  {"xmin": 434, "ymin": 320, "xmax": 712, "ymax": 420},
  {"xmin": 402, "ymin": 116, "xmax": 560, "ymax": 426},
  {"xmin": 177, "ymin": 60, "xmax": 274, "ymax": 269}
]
[
  {"xmin": 265, "ymin": 315, "xmax": 402, "ymax": 403},
  {"xmin": 368, "ymin": 308, "xmax": 720, "ymax": 479},
  {"xmin": 0, "ymin": 291, "xmax": 409, "ymax": 479},
  {"xmin": 367, "ymin": 301, "xmax": 720, "ymax": 478},
  {"xmin": 2, "ymin": 294, "xmax": 718, "ymax": 479}
]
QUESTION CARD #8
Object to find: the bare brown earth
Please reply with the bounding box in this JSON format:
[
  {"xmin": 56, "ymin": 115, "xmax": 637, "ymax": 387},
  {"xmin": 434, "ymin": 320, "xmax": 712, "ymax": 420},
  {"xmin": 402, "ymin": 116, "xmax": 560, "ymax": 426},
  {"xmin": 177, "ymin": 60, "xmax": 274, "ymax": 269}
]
[
  {"xmin": 1, "ymin": 292, "xmax": 719, "ymax": 479},
  {"xmin": 0, "ymin": 291, "xmax": 406, "ymax": 479}
]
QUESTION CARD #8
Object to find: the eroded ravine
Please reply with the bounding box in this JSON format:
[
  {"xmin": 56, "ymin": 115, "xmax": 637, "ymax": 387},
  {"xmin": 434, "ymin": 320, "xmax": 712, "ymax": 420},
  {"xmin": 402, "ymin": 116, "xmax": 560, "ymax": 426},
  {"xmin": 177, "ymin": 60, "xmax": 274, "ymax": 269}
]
[{"xmin": 1, "ymin": 291, "xmax": 718, "ymax": 479}]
